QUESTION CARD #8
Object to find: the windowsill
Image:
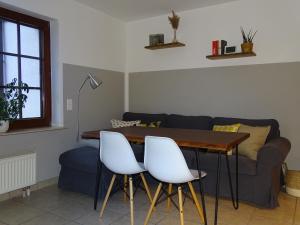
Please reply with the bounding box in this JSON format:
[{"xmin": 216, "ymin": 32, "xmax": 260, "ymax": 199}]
[{"xmin": 0, "ymin": 126, "xmax": 66, "ymax": 136}]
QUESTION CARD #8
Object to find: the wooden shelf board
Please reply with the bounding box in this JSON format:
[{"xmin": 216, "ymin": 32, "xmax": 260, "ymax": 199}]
[
  {"xmin": 145, "ymin": 42, "xmax": 185, "ymax": 50},
  {"xmin": 206, "ymin": 52, "xmax": 256, "ymax": 60}
]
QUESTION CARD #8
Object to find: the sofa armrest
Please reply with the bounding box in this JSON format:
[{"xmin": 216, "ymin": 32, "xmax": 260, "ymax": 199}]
[{"xmin": 257, "ymin": 137, "xmax": 291, "ymax": 169}]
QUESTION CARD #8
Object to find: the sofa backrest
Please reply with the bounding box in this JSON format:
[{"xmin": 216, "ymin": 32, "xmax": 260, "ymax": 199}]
[
  {"xmin": 122, "ymin": 112, "xmax": 280, "ymax": 142},
  {"xmin": 166, "ymin": 114, "xmax": 213, "ymax": 130},
  {"xmin": 212, "ymin": 117, "xmax": 280, "ymax": 142},
  {"xmin": 123, "ymin": 112, "xmax": 168, "ymax": 127}
]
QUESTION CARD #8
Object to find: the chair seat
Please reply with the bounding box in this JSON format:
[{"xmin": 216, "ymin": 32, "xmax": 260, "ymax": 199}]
[{"xmin": 190, "ymin": 170, "xmax": 207, "ymax": 180}]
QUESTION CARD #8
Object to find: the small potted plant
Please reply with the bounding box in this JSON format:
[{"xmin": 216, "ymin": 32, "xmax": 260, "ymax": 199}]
[
  {"xmin": 240, "ymin": 27, "xmax": 257, "ymax": 53},
  {"xmin": 0, "ymin": 78, "xmax": 29, "ymax": 132}
]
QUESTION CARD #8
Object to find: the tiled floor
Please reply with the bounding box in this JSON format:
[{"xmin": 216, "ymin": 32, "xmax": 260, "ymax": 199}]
[{"xmin": 0, "ymin": 185, "xmax": 299, "ymax": 225}]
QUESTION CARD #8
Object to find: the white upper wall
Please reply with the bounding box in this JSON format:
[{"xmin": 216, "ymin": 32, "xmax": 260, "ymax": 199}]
[
  {"xmin": 126, "ymin": 0, "xmax": 300, "ymax": 73},
  {"xmin": 0, "ymin": 0, "xmax": 126, "ymax": 72},
  {"xmin": 0, "ymin": 0, "xmax": 126, "ymax": 125}
]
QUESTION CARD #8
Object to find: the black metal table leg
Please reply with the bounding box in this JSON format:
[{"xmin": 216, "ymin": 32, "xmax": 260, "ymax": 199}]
[
  {"xmin": 214, "ymin": 152, "xmax": 222, "ymax": 225},
  {"xmin": 94, "ymin": 158, "xmax": 102, "ymax": 210},
  {"xmin": 235, "ymin": 146, "xmax": 239, "ymax": 209},
  {"xmin": 225, "ymin": 146, "xmax": 239, "ymax": 209},
  {"xmin": 195, "ymin": 151, "xmax": 207, "ymax": 225}
]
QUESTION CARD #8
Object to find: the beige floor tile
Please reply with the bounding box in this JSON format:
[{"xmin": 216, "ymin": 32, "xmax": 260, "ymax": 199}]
[
  {"xmin": 20, "ymin": 213, "xmax": 69, "ymax": 225},
  {"xmin": 251, "ymin": 208, "xmax": 294, "ymax": 225},
  {"xmin": 1, "ymin": 185, "xmax": 298, "ymax": 225},
  {"xmin": 249, "ymin": 216, "xmax": 293, "ymax": 225},
  {"xmin": 64, "ymin": 223, "xmax": 81, "ymax": 225},
  {"xmin": 157, "ymin": 216, "xmax": 201, "ymax": 225},
  {"xmin": 76, "ymin": 209, "xmax": 125, "ymax": 225},
  {"xmin": 14, "ymin": 189, "xmax": 73, "ymax": 211},
  {"xmin": 47, "ymin": 200, "xmax": 91, "ymax": 221},
  {"xmin": 109, "ymin": 213, "xmax": 157, "ymax": 225},
  {"xmin": 0, "ymin": 201, "xmax": 43, "ymax": 225}
]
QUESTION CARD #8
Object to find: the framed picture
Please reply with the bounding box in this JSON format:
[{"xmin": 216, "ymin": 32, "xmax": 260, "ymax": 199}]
[{"xmin": 149, "ymin": 34, "xmax": 164, "ymax": 46}]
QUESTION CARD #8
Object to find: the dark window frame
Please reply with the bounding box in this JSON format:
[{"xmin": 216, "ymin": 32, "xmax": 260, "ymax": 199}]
[{"xmin": 0, "ymin": 7, "xmax": 51, "ymax": 130}]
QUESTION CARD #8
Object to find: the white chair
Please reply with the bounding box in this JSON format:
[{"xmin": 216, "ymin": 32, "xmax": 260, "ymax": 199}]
[
  {"xmin": 99, "ymin": 131, "xmax": 153, "ymax": 225},
  {"xmin": 144, "ymin": 136, "xmax": 207, "ymax": 225}
]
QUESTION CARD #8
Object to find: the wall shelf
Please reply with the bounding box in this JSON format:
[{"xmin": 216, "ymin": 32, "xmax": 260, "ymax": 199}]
[
  {"xmin": 206, "ymin": 52, "xmax": 256, "ymax": 60},
  {"xmin": 145, "ymin": 42, "xmax": 185, "ymax": 50}
]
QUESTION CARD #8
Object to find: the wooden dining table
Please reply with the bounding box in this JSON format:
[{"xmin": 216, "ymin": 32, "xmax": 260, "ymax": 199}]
[{"xmin": 82, "ymin": 127, "xmax": 250, "ymax": 225}]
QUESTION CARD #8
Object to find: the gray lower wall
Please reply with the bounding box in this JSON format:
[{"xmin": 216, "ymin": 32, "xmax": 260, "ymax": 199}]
[
  {"xmin": 63, "ymin": 64, "xmax": 124, "ymax": 136},
  {"xmin": 0, "ymin": 64, "xmax": 124, "ymax": 182},
  {"xmin": 129, "ymin": 62, "xmax": 300, "ymax": 170}
]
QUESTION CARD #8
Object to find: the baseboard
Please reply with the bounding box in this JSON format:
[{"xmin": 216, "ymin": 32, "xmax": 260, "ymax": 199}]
[{"xmin": 0, "ymin": 177, "xmax": 58, "ymax": 202}]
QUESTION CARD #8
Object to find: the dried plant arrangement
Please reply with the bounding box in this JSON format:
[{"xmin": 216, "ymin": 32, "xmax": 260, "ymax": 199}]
[
  {"xmin": 168, "ymin": 10, "xmax": 180, "ymax": 43},
  {"xmin": 240, "ymin": 27, "xmax": 257, "ymax": 43}
]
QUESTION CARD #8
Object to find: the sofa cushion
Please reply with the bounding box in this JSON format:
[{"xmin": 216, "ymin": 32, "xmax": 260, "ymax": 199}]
[
  {"xmin": 166, "ymin": 114, "xmax": 213, "ymax": 130},
  {"xmin": 111, "ymin": 119, "xmax": 141, "ymax": 128},
  {"xmin": 123, "ymin": 112, "xmax": 168, "ymax": 127},
  {"xmin": 59, "ymin": 147, "xmax": 98, "ymax": 174},
  {"xmin": 212, "ymin": 117, "xmax": 280, "ymax": 142},
  {"xmin": 238, "ymin": 124, "xmax": 271, "ymax": 160}
]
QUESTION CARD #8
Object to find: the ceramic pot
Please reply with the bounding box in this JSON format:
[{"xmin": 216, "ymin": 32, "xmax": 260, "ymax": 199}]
[
  {"xmin": 241, "ymin": 42, "xmax": 254, "ymax": 53},
  {"xmin": 0, "ymin": 120, "xmax": 9, "ymax": 133}
]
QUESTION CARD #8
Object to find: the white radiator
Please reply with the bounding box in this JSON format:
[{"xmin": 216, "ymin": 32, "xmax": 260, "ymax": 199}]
[{"xmin": 0, "ymin": 153, "xmax": 36, "ymax": 195}]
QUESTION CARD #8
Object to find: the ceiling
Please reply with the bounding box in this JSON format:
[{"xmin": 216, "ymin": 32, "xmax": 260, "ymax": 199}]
[{"xmin": 74, "ymin": 0, "xmax": 239, "ymax": 21}]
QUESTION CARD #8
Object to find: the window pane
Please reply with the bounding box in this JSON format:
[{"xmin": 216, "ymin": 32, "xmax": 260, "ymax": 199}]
[
  {"xmin": 22, "ymin": 89, "xmax": 41, "ymax": 118},
  {"xmin": 20, "ymin": 25, "xmax": 40, "ymax": 57},
  {"xmin": 21, "ymin": 58, "xmax": 40, "ymax": 87},
  {"xmin": 2, "ymin": 20, "xmax": 18, "ymax": 54},
  {"xmin": 1, "ymin": 54, "xmax": 18, "ymax": 85}
]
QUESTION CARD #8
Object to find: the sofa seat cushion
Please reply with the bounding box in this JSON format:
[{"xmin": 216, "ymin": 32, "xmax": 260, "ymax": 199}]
[
  {"xmin": 123, "ymin": 112, "xmax": 168, "ymax": 127},
  {"xmin": 59, "ymin": 147, "xmax": 98, "ymax": 174},
  {"xmin": 166, "ymin": 114, "xmax": 213, "ymax": 130},
  {"xmin": 212, "ymin": 117, "xmax": 280, "ymax": 142},
  {"xmin": 191, "ymin": 151, "xmax": 257, "ymax": 176}
]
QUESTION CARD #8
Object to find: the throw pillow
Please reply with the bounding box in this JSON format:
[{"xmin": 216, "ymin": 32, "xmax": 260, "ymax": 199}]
[
  {"xmin": 137, "ymin": 121, "xmax": 162, "ymax": 128},
  {"xmin": 212, "ymin": 124, "xmax": 241, "ymax": 155},
  {"xmin": 238, "ymin": 124, "xmax": 271, "ymax": 160},
  {"xmin": 213, "ymin": 124, "xmax": 241, "ymax": 132},
  {"xmin": 111, "ymin": 119, "xmax": 141, "ymax": 128}
]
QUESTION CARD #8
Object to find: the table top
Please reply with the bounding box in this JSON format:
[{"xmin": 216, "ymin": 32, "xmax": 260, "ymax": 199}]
[{"xmin": 81, "ymin": 127, "xmax": 250, "ymax": 152}]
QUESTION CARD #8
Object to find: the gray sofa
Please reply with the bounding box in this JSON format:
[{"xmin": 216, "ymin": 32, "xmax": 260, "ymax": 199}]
[
  {"xmin": 58, "ymin": 112, "xmax": 290, "ymax": 209},
  {"xmin": 123, "ymin": 112, "xmax": 291, "ymax": 208}
]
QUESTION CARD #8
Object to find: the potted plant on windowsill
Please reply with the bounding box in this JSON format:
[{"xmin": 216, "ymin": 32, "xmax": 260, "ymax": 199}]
[
  {"xmin": 240, "ymin": 27, "xmax": 257, "ymax": 53},
  {"xmin": 0, "ymin": 78, "xmax": 29, "ymax": 133}
]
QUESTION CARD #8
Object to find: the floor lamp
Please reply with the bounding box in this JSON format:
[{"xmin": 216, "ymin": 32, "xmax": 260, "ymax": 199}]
[{"xmin": 77, "ymin": 73, "xmax": 103, "ymax": 141}]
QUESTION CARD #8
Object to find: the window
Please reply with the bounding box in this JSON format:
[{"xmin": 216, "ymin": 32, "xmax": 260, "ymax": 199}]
[{"xmin": 0, "ymin": 7, "xmax": 51, "ymax": 129}]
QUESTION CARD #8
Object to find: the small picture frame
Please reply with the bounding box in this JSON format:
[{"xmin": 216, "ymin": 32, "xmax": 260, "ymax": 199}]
[{"xmin": 149, "ymin": 34, "xmax": 164, "ymax": 46}]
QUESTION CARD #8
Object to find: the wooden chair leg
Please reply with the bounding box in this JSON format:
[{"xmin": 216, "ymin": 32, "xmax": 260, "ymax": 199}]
[
  {"xmin": 167, "ymin": 183, "xmax": 173, "ymax": 209},
  {"xmin": 178, "ymin": 186, "xmax": 185, "ymax": 225},
  {"xmin": 99, "ymin": 174, "xmax": 116, "ymax": 217},
  {"xmin": 144, "ymin": 183, "xmax": 162, "ymax": 225},
  {"xmin": 124, "ymin": 175, "xmax": 128, "ymax": 201},
  {"xmin": 188, "ymin": 182, "xmax": 205, "ymax": 224},
  {"xmin": 129, "ymin": 176, "xmax": 134, "ymax": 225},
  {"xmin": 140, "ymin": 173, "xmax": 153, "ymax": 203}
]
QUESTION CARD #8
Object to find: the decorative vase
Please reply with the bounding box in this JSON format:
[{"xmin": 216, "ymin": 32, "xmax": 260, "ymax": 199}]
[
  {"xmin": 241, "ymin": 42, "xmax": 254, "ymax": 53},
  {"xmin": 172, "ymin": 29, "xmax": 178, "ymax": 43},
  {"xmin": 0, "ymin": 120, "xmax": 9, "ymax": 133}
]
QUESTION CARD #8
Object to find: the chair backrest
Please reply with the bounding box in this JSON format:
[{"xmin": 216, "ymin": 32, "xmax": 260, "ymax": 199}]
[
  {"xmin": 144, "ymin": 136, "xmax": 194, "ymax": 184},
  {"xmin": 100, "ymin": 131, "xmax": 142, "ymax": 175}
]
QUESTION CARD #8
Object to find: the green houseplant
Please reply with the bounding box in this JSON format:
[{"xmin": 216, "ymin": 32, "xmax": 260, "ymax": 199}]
[
  {"xmin": 0, "ymin": 78, "xmax": 29, "ymax": 132},
  {"xmin": 240, "ymin": 27, "xmax": 257, "ymax": 53}
]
